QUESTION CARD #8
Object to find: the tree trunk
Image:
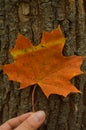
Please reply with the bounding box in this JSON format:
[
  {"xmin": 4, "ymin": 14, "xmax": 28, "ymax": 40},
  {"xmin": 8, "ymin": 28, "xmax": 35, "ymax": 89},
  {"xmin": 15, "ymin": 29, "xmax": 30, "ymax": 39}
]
[{"xmin": 0, "ymin": 0, "xmax": 86, "ymax": 130}]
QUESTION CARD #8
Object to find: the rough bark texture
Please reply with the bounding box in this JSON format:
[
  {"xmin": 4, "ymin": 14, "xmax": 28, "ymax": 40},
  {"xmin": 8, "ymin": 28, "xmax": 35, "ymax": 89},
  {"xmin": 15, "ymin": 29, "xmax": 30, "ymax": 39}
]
[{"xmin": 0, "ymin": 0, "xmax": 86, "ymax": 130}]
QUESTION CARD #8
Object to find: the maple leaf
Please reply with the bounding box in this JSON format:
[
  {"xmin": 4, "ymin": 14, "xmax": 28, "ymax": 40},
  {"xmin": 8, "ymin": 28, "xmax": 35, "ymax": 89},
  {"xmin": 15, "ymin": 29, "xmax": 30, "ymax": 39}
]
[{"xmin": 2, "ymin": 26, "xmax": 84, "ymax": 97}]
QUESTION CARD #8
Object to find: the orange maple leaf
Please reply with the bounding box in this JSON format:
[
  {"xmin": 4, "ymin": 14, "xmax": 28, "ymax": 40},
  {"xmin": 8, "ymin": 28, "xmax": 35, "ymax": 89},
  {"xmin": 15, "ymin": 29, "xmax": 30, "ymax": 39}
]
[{"xmin": 2, "ymin": 26, "xmax": 84, "ymax": 97}]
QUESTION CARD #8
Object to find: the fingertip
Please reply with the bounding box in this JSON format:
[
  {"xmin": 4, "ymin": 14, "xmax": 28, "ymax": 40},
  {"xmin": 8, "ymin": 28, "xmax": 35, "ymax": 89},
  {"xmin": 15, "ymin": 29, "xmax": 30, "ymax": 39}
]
[
  {"xmin": 26, "ymin": 111, "xmax": 46, "ymax": 129},
  {"xmin": 30, "ymin": 111, "xmax": 46, "ymax": 123}
]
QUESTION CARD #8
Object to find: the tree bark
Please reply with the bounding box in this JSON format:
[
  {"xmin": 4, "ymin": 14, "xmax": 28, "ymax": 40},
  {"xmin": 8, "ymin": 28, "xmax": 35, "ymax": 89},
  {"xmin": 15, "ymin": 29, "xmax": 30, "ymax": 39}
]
[{"xmin": 0, "ymin": 0, "xmax": 86, "ymax": 130}]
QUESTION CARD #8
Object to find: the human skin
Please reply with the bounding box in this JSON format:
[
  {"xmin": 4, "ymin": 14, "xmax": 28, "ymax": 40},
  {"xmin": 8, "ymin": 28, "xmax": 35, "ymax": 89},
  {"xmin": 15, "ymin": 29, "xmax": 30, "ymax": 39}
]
[{"xmin": 0, "ymin": 111, "xmax": 46, "ymax": 130}]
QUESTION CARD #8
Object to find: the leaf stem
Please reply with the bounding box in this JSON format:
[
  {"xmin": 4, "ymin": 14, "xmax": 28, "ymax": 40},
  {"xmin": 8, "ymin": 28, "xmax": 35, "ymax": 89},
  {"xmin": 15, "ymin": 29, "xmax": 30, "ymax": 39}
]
[{"xmin": 32, "ymin": 84, "xmax": 37, "ymax": 112}]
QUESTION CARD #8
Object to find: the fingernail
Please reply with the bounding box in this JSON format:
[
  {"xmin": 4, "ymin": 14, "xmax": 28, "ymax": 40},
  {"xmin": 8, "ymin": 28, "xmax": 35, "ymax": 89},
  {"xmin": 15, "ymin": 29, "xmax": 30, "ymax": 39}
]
[{"xmin": 31, "ymin": 111, "xmax": 45, "ymax": 122}]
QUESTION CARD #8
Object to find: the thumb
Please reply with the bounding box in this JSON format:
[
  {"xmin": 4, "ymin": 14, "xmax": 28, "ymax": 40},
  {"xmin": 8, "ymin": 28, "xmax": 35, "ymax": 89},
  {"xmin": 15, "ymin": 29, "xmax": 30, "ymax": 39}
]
[{"xmin": 15, "ymin": 111, "xmax": 46, "ymax": 130}]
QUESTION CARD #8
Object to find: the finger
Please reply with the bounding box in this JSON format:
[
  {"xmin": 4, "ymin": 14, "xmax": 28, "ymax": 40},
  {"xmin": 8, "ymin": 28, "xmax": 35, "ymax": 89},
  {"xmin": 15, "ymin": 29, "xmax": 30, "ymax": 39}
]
[
  {"xmin": 0, "ymin": 112, "xmax": 33, "ymax": 130},
  {"xmin": 15, "ymin": 111, "xmax": 46, "ymax": 130}
]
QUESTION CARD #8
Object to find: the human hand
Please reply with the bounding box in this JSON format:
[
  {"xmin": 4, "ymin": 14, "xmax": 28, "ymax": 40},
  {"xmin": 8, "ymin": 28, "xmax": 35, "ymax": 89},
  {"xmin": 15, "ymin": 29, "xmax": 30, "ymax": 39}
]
[{"xmin": 0, "ymin": 111, "xmax": 46, "ymax": 130}]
